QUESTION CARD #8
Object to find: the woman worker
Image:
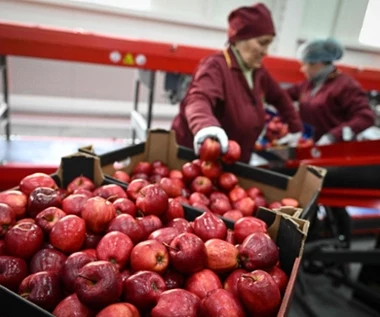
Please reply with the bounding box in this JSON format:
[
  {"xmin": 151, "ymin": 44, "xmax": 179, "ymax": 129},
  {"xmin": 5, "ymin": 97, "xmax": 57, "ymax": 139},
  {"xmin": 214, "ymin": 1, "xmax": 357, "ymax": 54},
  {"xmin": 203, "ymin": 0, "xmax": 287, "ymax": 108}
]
[
  {"xmin": 286, "ymin": 38, "xmax": 375, "ymax": 145},
  {"xmin": 171, "ymin": 3, "xmax": 303, "ymax": 163}
]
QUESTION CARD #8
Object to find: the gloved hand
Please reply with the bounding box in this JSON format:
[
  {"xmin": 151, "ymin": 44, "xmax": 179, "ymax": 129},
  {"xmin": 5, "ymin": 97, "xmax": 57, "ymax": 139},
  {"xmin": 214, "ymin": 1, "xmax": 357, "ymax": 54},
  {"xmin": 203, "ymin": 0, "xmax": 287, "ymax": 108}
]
[
  {"xmin": 193, "ymin": 126, "xmax": 229, "ymax": 155},
  {"xmin": 316, "ymin": 133, "xmax": 335, "ymax": 146},
  {"xmin": 276, "ymin": 132, "xmax": 302, "ymax": 147}
]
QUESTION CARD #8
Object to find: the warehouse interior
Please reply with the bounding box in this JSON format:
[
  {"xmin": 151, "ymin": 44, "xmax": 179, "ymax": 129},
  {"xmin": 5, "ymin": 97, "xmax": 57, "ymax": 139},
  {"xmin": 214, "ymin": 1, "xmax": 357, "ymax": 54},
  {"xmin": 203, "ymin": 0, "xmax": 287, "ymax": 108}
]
[{"xmin": 1, "ymin": 0, "xmax": 380, "ymax": 316}]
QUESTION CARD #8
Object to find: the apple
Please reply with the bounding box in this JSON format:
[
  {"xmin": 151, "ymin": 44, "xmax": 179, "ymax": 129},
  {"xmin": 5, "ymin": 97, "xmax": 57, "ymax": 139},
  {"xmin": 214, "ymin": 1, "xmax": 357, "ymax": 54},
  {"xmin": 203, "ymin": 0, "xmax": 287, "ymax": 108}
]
[
  {"xmin": 96, "ymin": 231, "xmax": 134, "ymax": 270},
  {"xmin": 185, "ymin": 268, "xmax": 222, "ymax": 299},
  {"xmin": 132, "ymin": 161, "xmax": 152, "ymax": 176},
  {"xmin": 210, "ymin": 199, "xmax": 232, "ymax": 216},
  {"xmin": 0, "ymin": 240, "xmax": 6, "ymax": 255},
  {"xmin": 0, "ymin": 190, "xmax": 28, "ymax": 219},
  {"xmin": 266, "ymin": 266, "xmax": 289, "ymax": 295},
  {"xmin": 200, "ymin": 161, "xmax": 222, "ymax": 180},
  {"xmin": 66, "ymin": 176, "xmax": 95, "ymax": 194},
  {"xmin": 83, "ymin": 248, "xmax": 97, "ymax": 258},
  {"xmin": 223, "ymin": 268, "xmax": 248, "ymax": 298},
  {"xmin": 189, "ymin": 192, "xmax": 210, "ymax": 206},
  {"xmin": 82, "ymin": 197, "xmax": 116, "ymax": 233},
  {"xmin": 233, "ymin": 197, "xmax": 255, "ymax": 217},
  {"xmin": 75, "ymin": 261, "xmax": 123, "ymax": 310},
  {"xmin": 113, "ymin": 197, "xmax": 136, "ymax": 217},
  {"xmin": 152, "ymin": 289, "xmax": 201, "ymax": 317},
  {"xmin": 193, "ymin": 211, "xmax": 227, "ymax": 241},
  {"xmin": 130, "ymin": 240, "xmax": 169, "ymax": 274},
  {"xmin": 238, "ymin": 270, "xmax": 281, "ymax": 316},
  {"xmin": 30, "ymin": 248, "xmax": 67, "ymax": 274},
  {"xmin": 112, "ymin": 170, "xmax": 130, "ymax": 183},
  {"xmin": 61, "ymin": 251, "xmax": 97, "ymax": 293},
  {"xmin": 268, "ymin": 201, "xmax": 283, "ymax": 209},
  {"xmin": 169, "ymin": 169, "xmax": 183, "ymax": 179},
  {"xmin": 96, "ymin": 302, "xmax": 140, "ymax": 317},
  {"xmin": 5, "ymin": 222, "xmax": 43, "ymax": 259},
  {"xmin": 159, "ymin": 177, "xmax": 182, "ymax": 198},
  {"xmin": 228, "ymin": 186, "xmax": 247, "ymax": 203},
  {"xmin": 149, "ymin": 174, "xmax": 162, "ymax": 184},
  {"xmin": 168, "ymin": 232, "xmax": 207, "ymax": 274},
  {"xmin": 218, "ymin": 173, "xmax": 238, "ymax": 192},
  {"xmin": 19, "ymin": 173, "xmax": 57, "ymax": 196},
  {"xmin": 0, "ymin": 255, "xmax": 28, "ymax": 291},
  {"xmin": 50, "ymin": 215, "xmax": 86, "ymax": 253},
  {"xmin": 191, "ymin": 176, "xmax": 213, "ymax": 196},
  {"xmin": 205, "ymin": 239, "xmax": 239, "ymax": 273},
  {"xmin": 53, "ymin": 293, "xmax": 96, "ymax": 317},
  {"xmin": 239, "ymin": 232, "xmax": 279, "ymax": 270},
  {"xmin": 93, "ymin": 184, "xmax": 127, "ymax": 201},
  {"xmin": 199, "ymin": 138, "xmax": 221, "ymax": 162},
  {"xmin": 73, "ymin": 188, "xmax": 94, "ymax": 198},
  {"xmin": 234, "ymin": 217, "xmax": 268, "ymax": 244},
  {"xmin": 19, "ymin": 271, "xmax": 63, "ymax": 311},
  {"xmin": 0, "ymin": 203, "xmax": 16, "ymax": 237},
  {"xmin": 16, "ymin": 218, "xmax": 35, "ymax": 224},
  {"xmin": 191, "ymin": 202, "xmax": 211, "ymax": 213},
  {"xmin": 131, "ymin": 173, "xmax": 149, "ymax": 181},
  {"xmin": 281, "ymin": 197, "xmax": 299, "ymax": 208},
  {"xmin": 254, "ymin": 195, "xmax": 267, "ymax": 213},
  {"xmin": 123, "ymin": 271, "xmax": 166, "ymax": 312},
  {"xmin": 148, "ymin": 227, "xmax": 179, "ymax": 245},
  {"xmin": 27, "ymin": 187, "xmax": 62, "ymax": 218},
  {"xmin": 107, "ymin": 214, "xmax": 144, "ymax": 244},
  {"xmin": 192, "ymin": 159, "xmax": 202, "ymax": 167},
  {"xmin": 61, "ymin": 194, "xmax": 88, "ymax": 216},
  {"xmin": 246, "ymin": 187, "xmax": 263, "ymax": 201},
  {"xmin": 221, "ymin": 140, "xmax": 241, "ymax": 164},
  {"xmin": 137, "ymin": 215, "xmax": 163, "ymax": 240},
  {"xmin": 223, "ymin": 209, "xmax": 243, "ymax": 222},
  {"xmin": 181, "ymin": 162, "xmax": 201, "ymax": 183},
  {"xmin": 135, "ymin": 184, "xmax": 168, "ymax": 217},
  {"xmin": 199, "ymin": 288, "xmax": 245, "ymax": 317},
  {"xmin": 171, "ymin": 178, "xmax": 185, "ymax": 191},
  {"xmin": 162, "ymin": 267, "xmax": 185, "ymax": 290},
  {"xmin": 226, "ymin": 229, "xmax": 236, "ymax": 245},
  {"xmin": 82, "ymin": 231, "xmax": 103, "ymax": 249},
  {"xmin": 209, "ymin": 191, "xmax": 229, "ymax": 202},
  {"xmin": 35, "ymin": 207, "xmax": 66, "ymax": 233},
  {"xmin": 152, "ymin": 165, "xmax": 170, "ymax": 178},
  {"xmin": 161, "ymin": 198, "xmax": 185, "ymax": 224},
  {"xmin": 167, "ymin": 218, "xmax": 193, "ymax": 234}
]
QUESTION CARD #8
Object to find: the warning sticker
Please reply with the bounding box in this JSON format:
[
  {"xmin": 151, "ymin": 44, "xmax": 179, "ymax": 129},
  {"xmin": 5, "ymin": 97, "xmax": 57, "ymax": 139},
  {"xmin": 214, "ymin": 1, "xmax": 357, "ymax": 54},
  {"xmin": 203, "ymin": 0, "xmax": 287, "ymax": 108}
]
[{"xmin": 122, "ymin": 53, "xmax": 135, "ymax": 65}]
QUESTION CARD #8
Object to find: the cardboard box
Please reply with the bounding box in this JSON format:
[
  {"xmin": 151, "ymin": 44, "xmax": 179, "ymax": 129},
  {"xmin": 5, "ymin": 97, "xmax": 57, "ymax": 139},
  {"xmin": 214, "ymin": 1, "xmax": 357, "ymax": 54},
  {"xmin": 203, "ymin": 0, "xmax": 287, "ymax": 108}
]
[{"xmin": 79, "ymin": 130, "xmax": 326, "ymax": 219}]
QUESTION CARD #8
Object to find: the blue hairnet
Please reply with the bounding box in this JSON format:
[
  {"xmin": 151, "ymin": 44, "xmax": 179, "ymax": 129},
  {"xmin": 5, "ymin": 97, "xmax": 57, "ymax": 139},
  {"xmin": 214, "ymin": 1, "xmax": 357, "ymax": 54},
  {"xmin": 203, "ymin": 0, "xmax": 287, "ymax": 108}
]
[{"xmin": 298, "ymin": 38, "xmax": 344, "ymax": 63}]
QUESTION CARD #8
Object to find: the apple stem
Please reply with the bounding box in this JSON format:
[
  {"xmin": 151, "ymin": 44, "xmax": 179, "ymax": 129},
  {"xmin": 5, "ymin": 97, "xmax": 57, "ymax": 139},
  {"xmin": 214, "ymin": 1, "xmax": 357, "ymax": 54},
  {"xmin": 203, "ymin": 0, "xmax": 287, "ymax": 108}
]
[
  {"xmin": 78, "ymin": 274, "xmax": 96, "ymax": 285},
  {"xmin": 137, "ymin": 210, "xmax": 145, "ymax": 217},
  {"xmin": 162, "ymin": 242, "xmax": 178, "ymax": 251}
]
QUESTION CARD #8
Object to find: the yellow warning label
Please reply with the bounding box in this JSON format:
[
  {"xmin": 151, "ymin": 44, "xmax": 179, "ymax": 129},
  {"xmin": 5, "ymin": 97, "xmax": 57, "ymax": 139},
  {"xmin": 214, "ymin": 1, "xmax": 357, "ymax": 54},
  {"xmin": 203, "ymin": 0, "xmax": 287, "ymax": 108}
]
[{"xmin": 122, "ymin": 53, "xmax": 135, "ymax": 65}]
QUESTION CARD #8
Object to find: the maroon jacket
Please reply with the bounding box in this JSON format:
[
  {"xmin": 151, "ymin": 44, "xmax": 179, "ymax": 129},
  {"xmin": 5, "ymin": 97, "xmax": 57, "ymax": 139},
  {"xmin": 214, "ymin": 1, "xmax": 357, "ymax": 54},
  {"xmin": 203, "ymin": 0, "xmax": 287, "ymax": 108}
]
[
  {"xmin": 286, "ymin": 71, "xmax": 375, "ymax": 141},
  {"xmin": 171, "ymin": 48, "xmax": 302, "ymax": 162}
]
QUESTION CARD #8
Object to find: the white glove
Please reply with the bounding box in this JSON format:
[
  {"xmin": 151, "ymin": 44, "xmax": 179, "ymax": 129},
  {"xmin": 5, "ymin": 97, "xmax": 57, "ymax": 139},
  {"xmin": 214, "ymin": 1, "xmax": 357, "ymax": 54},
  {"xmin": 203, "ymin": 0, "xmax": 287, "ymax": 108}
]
[
  {"xmin": 193, "ymin": 126, "xmax": 229, "ymax": 155},
  {"xmin": 276, "ymin": 132, "xmax": 302, "ymax": 147},
  {"xmin": 316, "ymin": 134, "xmax": 334, "ymax": 146}
]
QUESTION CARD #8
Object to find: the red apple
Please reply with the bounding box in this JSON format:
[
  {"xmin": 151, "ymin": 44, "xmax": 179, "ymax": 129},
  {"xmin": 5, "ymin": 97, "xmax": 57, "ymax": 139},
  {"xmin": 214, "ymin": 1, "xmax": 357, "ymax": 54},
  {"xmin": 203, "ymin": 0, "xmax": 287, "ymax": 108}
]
[
  {"xmin": 168, "ymin": 232, "xmax": 207, "ymax": 274},
  {"xmin": 112, "ymin": 170, "xmax": 130, "ymax": 183},
  {"xmin": 246, "ymin": 186, "xmax": 263, "ymax": 199},
  {"xmin": 191, "ymin": 176, "xmax": 213, "ymax": 196},
  {"xmin": 107, "ymin": 214, "xmax": 144, "ymax": 244},
  {"xmin": 205, "ymin": 239, "xmax": 239, "ymax": 273},
  {"xmin": 189, "ymin": 192, "xmax": 210, "ymax": 206},
  {"xmin": 199, "ymin": 138, "xmax": 221, "ymax": 162},
  {"xmin": 30, "ymin": 248, "xmax": 67, "ymax": 274},
  {"xmin": 192, "ymin": 159, "xmax": 202, "ymax": 167},
  {"xmin": 19, "ymin": 271, "xmax": 63, "ymax": 311},
  {"xmin": 281, "ymin": 197, "xmax": 299, "ymax": 208},
  {"xmin": 82, "ymin": 231, "xmax": 103, "ymax": 249},
  {"xmin": 233, "ymin": 197, "xmax": 255, "ymax": 217},
  {"xmin": 152, "ymin": 289, "xmax": 200, "ymax": 317},
  {"xmin": 137, "ymin": 215, "xmax": 163, "ymax": 240},
  {"xmin": 96, "ymin": 231, "xmax": 134, "ymax": 270},
  {"xmin": 148, "ymin": 227, "xmax": 179, "ymax": 245},
  {"xmin": 82, "ymin": 197, "xmax": 116, "ymax": 233},
  {"xmin": 159, "ymin": 177, "xmax": 182, "ymax": 198},
  {"xmin": 199, "ymin": 288, "xmax": 245, "ymax": 317},
  {"xmin": 167, "ymin": 218, "xmax": 193, "ymax": 234},
  {"xmin": 200, "ymin": 161, "xmax": 222, "ymax": 180},
  {"xmin": 0, "ymin": 190, "xmax": 27, "ymax": 219},
  {"xmin": 193, "ymin": 211, "xmax": 227, "ymax": 241},
  {"xmin": 130, "ymin": 240, "xmax": 169, "ymax": 274},
  {"xmin": 0, "ymin": 203, "xmax": 16, "ymax": 237},
  {"xmin": 223, "ymin": 268, "xmax": 248, "ymax": 298},
  {"xmin": 113, "ymin": 197, "xmax": 136, "ymax": 217},
  {"xmin": 50, "ymin": 215, "xmax": 86, "ymax": 253},
  {"xmin": 0, "ymin": 255, "xmax": 28, "ymax": 291},
  {"xmin": 169, "ymin": 169, "xmax": 183, "ymax": 179},
  {"xmin": 66, "ymin": 176, "xmax": 95, "ymax": 194},
  {"xmin": 5, "ymin": 222, "xmax": 43, "ymax": 259},
  {"xmin": 123, "ymin": 271, "xmax": 166, "ymax": 312},
  {"xmin": 238, "ymin": 270, "xmax": 281, "ymax": 316},
  {"xmin": 223, "ymin": 209, "xmax": 243, "ymax": 222},
  {"xmin": 151, "ymin": 159, "xmax": 166, "ymax": 169},
  {"xmin": 75, "ymin": 261, "xmax": 123, "ymax": 310},
  {"xmin": 93, "ymin": 184, "xmax": 127, "ymax": 201},
  {"xmin": 19, "ymin": 173, "xmax": 57, "ymax": 196},
  {"xmin": 163, "ymin": 268, "xmax": 185, "ymax": 290},
  {"xmin": 73, "ymin": 188, "xmax": 93, "ymax": 198},
  {"xmin": 16, "ymin": 218, "xmax": 35, "ymax": 224},
  {"xmin": 0, "ymin": 240, "xmax": 6, "ymax": 255},
  {"xmin": 35, "ymin": 207, "xmax": 66, "ymax": 233},
  {"xmin": 161, "ymin": 198, "xmax": 185, "ymax": 224},
  {"xmin": 131, "ymin": 173, "xmax": 150, "ymax": 181},
  {"xmin": 191, "ymin": 202, "xmax": 211, "ymax": 213},
  {"xmin": 53, "ymin": 293, "xmax": 96, "ymax": 317},
  {"xmin": 132, "ymin": 161, "xmax": 152, "ymax": 176},
  {"xmin": 61, "ymin": 194, "xmax": 88, "ymax": 216},
  {"xmin": 61, "ymin": 251, "xmax": 97, "ymax": 293},
  {"xmin": 150, "ymin": 174, "xmax": 162, "ymax": 184},
  {"xmin": 171, "ymin": 178, "xmax": 185, "ymax": 191},
  {"xmin": 185, "ymin": 268, "xmax": 222, "ymax": 299},
  {"xmin": 266, "ymin": 266, "xmax": 289, "ymax": 295},
  {"xmin": 181, "ymin": 162, "xmax": 201, "ymax": 183},
  {"xmin": 226, "ymin": 229, "xmax": 236, "ymax": 245},
  {"xmin": 210, "ymin": 198, "xmax": 232, "ymax": 216},
  {"xmin": 268, "ymin": 201, "xmax": 283, "ymax": 209},
  {"xmin": 234, "ymin": 216, "xmax": 268, "ymax": 244},
  {"xmin": 209, "ymin": 191, "xmax": 229, "ymax": 202},
  {"xmin": 221, "ymin": 140, "xmax": 241, "ymax": 164},
  {"xmin": 96, "ymin": 302, "xmax": 140, "ymax": 317},
  {"xmin": 229, "ymin": 186, "xmax": 247, "ymax": 203},
  {"xmin": 218, "ymin": 173, "xmax": 238, "ymax": 192},
  {"xmin": 239, "ymin": 232, "xmax": 279, "ymax": 270},
  {"xmin": 254, "ymin": 195, "xmax": 267, "ymax": 213},
  {"xmin": 136, "ymin": 184, "xmax": 169, "ymax": 216},
  {"xmin": 27, "ymin": 187, "xmax": 62, "ymax": 218},
  {"xmin": 152, "ymin": 165, "xmax": 170, "ymax": 178}
]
